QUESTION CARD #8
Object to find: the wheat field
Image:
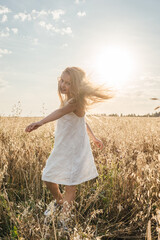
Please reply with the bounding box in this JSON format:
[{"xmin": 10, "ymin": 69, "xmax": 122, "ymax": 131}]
[{"xmin": 0, "ymin": 115, "xmax": 160, "ymax": 239}]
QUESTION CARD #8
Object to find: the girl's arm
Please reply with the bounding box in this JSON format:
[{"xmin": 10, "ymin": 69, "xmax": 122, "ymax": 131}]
[
  {"xmin": 25, "ymin": 102, "xmax": 76, "ymax": 133},
  {"xmin": 86, "ymin": 122, "xmax": 96, "ymax": 141},
  {"xmin": 39, "ymin": 102, "xmax": 76, "ymax": 125},
  {"xmin": 86, "ymin": 122, "xmax": 104, "ymax": 149}
]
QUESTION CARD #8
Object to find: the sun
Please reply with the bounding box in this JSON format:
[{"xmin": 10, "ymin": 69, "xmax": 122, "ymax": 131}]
[{"xmin": 92, "ymin": 45, "xmax": 136, "ymax": 89}]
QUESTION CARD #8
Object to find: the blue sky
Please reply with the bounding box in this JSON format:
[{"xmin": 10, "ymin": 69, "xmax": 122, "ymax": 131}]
[{"xmin": 0, "ymin": 0, "xmax": 160, "ymax": 116}]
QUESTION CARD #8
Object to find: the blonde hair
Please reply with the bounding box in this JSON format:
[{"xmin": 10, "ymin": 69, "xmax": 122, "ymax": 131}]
[{"xmin": 58, "ymin": 66, "xmax": 114, "ymax": 112}]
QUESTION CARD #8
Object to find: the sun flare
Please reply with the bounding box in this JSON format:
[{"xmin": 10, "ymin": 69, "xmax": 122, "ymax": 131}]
[{"xmin": 93, "ymin": 46, "xmax": 136, "ymax": 88}]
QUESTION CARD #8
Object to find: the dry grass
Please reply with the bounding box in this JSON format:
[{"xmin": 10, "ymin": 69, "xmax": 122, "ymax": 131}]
[{"xmin": 0, "ymin": 115, "xmax": 160, "ymax": 239}]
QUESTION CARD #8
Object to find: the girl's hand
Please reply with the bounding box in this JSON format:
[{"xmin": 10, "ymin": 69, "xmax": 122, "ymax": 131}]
[
  {"xmin": 93, "ymin": 137, "xmax": 104, "ymax": 149},
  {"xmin": 25, "ymin": 121, "xmax": 42, "ymax": 133}
]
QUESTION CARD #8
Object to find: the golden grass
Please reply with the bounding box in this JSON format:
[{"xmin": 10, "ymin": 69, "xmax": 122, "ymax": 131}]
[{"xmin": 0, "ymin": 115, "xmax": 160, "ymax": 239}]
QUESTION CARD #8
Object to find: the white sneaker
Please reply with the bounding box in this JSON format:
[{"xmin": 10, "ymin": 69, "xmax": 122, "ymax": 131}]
[{"xmin": 44, "ymin": 201, "xmax": 62, "ymax": 216}]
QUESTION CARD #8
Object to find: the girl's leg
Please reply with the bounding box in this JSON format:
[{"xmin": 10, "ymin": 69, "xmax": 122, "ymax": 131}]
[
  {"xmin": 44, "ymin": 181, "xmax": 63, "ymax": 205},
  {"xmin": 62, "ymin": 185, "xmax": 76, "ymax": 215}
]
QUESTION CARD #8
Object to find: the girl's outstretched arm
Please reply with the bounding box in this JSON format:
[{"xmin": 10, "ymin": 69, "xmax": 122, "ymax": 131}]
[
  {"xmin": 25, "ymin": 102, "xmax": 76, "ymax": 133},
  {"xmin": 86, "ymin": 122, "xmax": 104, "ymax": 149},
  {"xmin": 39, "ymin": 102, "xmax": 76, "ymax": 125}
]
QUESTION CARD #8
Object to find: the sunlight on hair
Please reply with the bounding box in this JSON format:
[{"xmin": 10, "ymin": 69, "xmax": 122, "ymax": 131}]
[
  {"xmin": 58, "ymin": 66, "xmax": 113, "ymax": 113},
  {"xmin": 154, "ymin": 106, "xmax": 160, "ymax": 110}
]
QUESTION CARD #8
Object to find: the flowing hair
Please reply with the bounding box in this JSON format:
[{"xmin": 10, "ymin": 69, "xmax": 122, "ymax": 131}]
[{"xmin": 57, "ymin": 66, "xmax": 114, "ymax": 112}]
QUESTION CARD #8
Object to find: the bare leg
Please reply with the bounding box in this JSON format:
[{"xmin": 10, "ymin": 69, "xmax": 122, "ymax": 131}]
[
  {"xmin": 44, "ymin": 181, "xmax": 63, "ymax": 205},
  {"xmin": 62, "ymin": 185, "xmax": 76, "ymax": 215}
]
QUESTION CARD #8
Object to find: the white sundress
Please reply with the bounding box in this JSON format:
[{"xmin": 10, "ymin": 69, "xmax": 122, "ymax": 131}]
[{"xmin": 41, "ymin": 106, "xmax": 99, "ymax": 185}]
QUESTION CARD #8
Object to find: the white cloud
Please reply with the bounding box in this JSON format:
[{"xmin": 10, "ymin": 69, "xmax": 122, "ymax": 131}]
[
  {"xmin": 14, "ymin": 9, "xmax": 65, "ymax": 22},
  {"xmin": 61, "ymin": 27, "xmax": 72, "ymax": 35},
  {"xmin": 39, "ymin": 21, "xmax": 72, "ymax": 35},
  {"xmin": 39, "ymin": 21, "xmax": 56, "ymax": 31},
  {"xmin": 31, "ymin": 9, "xmax": 48, "ymax": 19},
  {"xmin": 0, "ymin": 48, "xmax": 12, "ymax": 57},
  {"xmin": 0, "ymin": 27, "xmax": 18, "ymax": 36},
  {"xmin": 74, "ymin": 0, "xmax": 86, "ymax": 4},
  {"xmin": 32, "ymin": 9, "xmax": 48, "ymax": 16},
  {"xmin": 0, "ymin": 32, "xmax": 9, "ymax": 37},
  {"xmin": 39, "ymin": 21, "xmax": 55, "ymax": 31},
  {"xmin": 32, "ymin": 38, "xmax": 39, "ymax": 45},
  {"xmin": 49, "ymin": 9, "xmax": 65, "ymax": 20},
  {"xmin": 46, "ymin": 23, "xmax": 54, "ymax": 31},
  {"xmin": 14, "ymin": 12, "xmax": 32, "ymax": 21},
  {"xmin": 12, "ymin": 9, "xmax": 72, "ymax": 36},
  {"xmin": 0, "ymin": 27, "xmax": 10, "ymax": 37},
  {"xmin": 14, "ymin": 10, "xmax": 49, "ymax": 21},
  {"xmin": 61, "ymin": 43, "xmax": 68, "ymax": 48},
  {"xmin": 0, "ymin": 5, "xmax": 11, "ymax": 14},
  {"xmin": 77, "ymin": 11, "xmax": 86, "ymax": 17},
  {"xmin": 39, "ymin": 21, "xmax": 46, "ymax": 27},
  {"xmin": 37, "ymin": 10, "xmax": 48, "ymax": 16},
  {"xmin": 11, "ymin": 28, "xmax": 18, "ymax": 34},
  {"xmin": 1, "ymin": 14, "xmax": 7, "ymax": 22}
]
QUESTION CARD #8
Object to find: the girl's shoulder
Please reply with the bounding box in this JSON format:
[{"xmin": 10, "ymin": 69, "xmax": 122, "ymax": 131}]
[
  {"xmin": 73, "ymin": 105, "xmax": 85, "ymax": 117},
  {"xmin": 67, "ymin": 98, "xmax": 76, "ymax": 104},
  {"xmin": 64, "ymin": 98, "xmax": 76, "ymax": 105},
  {"xmin": 66, "ymin": 98, "xmax": 85, "ymax": 117}
]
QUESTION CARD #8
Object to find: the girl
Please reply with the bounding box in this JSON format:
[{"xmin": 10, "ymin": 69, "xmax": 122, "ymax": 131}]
[{"xmin": 25, "ymin": 67, "xmax": 113, "ymax": 225}]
